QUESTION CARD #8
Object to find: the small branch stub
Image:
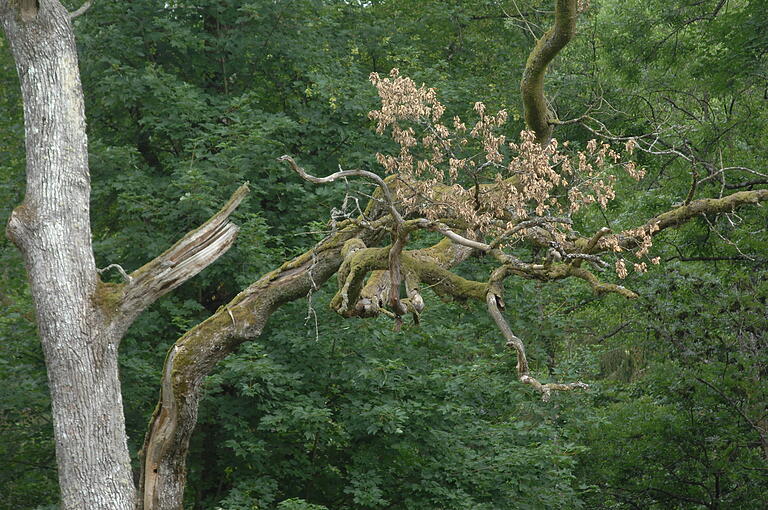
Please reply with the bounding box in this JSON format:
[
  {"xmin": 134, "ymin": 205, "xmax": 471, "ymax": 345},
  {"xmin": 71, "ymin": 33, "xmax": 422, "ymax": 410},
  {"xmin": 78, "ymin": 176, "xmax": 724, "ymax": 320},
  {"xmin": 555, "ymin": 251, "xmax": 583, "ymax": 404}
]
[
  {"xmin": 19, "ymin": 0, "xmax": 39, "ymax": 22},
  {"xmin": 97, "ymin": 263, "xmax": 133, "ymax": 284},
  {"xmin": 69, "ymin": 1, "xmax": 93, "ymax": 19}
]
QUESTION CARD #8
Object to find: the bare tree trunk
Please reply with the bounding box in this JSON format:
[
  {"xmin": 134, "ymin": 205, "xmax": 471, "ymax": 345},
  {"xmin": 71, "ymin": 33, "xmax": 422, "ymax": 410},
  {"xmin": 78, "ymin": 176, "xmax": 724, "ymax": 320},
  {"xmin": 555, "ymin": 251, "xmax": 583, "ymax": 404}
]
[{"xmin": 1, "ymin": 1, "xmax": 136, "ymax": 508}]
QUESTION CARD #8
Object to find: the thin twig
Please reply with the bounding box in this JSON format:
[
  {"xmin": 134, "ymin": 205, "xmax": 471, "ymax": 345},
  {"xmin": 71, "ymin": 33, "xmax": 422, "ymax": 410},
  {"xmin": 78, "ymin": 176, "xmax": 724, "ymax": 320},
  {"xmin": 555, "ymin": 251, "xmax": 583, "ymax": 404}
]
[
  {"xmin": 69, "ymin": 0, "xmax": 93, "ymax": 19},
  {"xmin": 97, "ymin": 263, "xmax": 133, "ymax": 284},
  {"xmin": 278, "ymin": 155, "xmax": 404, "ymax": 226}
]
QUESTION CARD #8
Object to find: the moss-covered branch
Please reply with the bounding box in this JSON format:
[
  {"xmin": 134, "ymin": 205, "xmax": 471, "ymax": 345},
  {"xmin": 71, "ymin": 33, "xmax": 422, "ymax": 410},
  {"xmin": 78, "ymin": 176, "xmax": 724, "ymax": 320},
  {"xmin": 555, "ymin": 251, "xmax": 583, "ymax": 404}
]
[
  {"xmin": 567, "ymin": 266, "xmax": 638, "ymax": 299},
  {"xmin": 355, "ymin": 238, "xmax": 474, "ymax": 318},
  {"xmin": 520, "ymin": 0, "xmax": 578, "ymax": 144},
  {"xmin": 137, "ymin": 221, "xmax": 386, "ymax": 510},
  {"xmin": 647, "ymin": 189, "xmax": 768, "ymax": 232},
  {"xmin": 330, "ymin": 240, "xmax": 487, "ymax": 318},
  {"xmin": 592, "ymin": 189, "xmax": 768, "ymax": 254}
]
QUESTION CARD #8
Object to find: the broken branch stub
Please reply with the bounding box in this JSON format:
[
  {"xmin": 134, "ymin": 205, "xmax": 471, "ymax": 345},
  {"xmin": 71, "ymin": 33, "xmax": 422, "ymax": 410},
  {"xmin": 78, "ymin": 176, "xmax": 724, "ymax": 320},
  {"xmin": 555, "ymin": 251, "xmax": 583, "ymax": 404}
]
[{"xmin": 99, "ymin": 183, "xmax": 250, "ymax": 338}]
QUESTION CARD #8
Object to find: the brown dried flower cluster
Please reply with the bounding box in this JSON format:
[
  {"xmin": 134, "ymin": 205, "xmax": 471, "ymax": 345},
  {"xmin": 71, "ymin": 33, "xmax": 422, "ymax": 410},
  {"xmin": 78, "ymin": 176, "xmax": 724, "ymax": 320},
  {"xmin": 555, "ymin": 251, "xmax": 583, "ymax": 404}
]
[
  {"xmin": 369, "ymin": 70, "xmax": 644, "ymax": 258},
  {"xmin": 597, "ymin": 220, "xmax": 661, "ymax": 278}
]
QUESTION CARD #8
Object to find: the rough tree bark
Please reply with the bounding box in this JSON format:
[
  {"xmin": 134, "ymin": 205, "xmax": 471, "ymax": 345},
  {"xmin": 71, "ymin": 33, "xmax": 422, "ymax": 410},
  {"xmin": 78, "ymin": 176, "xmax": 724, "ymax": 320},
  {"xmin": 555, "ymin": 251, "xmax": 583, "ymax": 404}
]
[
  {"xmin": 1, "ymin": 2, "xmax": 135, "ymax": 508},
  {"xmin": 1, "ymin": 2, "xmax": 248, "ymax": 509}
]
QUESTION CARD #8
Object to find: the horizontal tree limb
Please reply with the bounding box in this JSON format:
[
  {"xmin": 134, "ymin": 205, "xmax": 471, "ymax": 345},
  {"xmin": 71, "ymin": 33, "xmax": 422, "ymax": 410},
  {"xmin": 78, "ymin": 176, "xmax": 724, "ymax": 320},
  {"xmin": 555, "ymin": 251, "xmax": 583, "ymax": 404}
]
[{"xmin": 648, "ymin": 189, "xmax": 768, "ymax": 232}]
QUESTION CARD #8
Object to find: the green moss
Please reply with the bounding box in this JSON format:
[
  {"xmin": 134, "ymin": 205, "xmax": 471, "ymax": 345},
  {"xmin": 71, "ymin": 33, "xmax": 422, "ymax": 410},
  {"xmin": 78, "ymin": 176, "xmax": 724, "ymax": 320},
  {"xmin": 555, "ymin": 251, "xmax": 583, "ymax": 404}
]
[
  {"xmin": 332, "ymin": 246, "xmax": 389, "ymax": 313},
  {"xmin": 341, "ymin": 238, "xmax": 366, "ymax": 259},
  {"xmin": 403, "ymin": 254, "xmax": 487, "ymax": 302},
  {"xmin": 573, "ymin": 237, "xmax": 591, "ymax": 252},
  {"xmin": 93, "ymin": 280, "xmax": 124, "ymax": 316}
]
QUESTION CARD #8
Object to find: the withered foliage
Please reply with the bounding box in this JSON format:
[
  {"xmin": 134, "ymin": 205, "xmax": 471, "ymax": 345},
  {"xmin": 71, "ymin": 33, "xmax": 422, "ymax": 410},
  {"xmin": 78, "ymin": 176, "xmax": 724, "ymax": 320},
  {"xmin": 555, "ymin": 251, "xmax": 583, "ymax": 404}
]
[{"xmin": 369, "ymin": 69, "xmax": 652, "ymax": 276}]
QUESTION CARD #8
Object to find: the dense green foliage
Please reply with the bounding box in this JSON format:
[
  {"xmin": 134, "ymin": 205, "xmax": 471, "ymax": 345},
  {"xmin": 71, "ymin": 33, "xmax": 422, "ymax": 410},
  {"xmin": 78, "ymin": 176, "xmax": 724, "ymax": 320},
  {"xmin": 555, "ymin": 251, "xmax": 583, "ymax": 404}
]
[{"xmin": 1, "ymin": 1, "xmax": 766, "ymax": 508}]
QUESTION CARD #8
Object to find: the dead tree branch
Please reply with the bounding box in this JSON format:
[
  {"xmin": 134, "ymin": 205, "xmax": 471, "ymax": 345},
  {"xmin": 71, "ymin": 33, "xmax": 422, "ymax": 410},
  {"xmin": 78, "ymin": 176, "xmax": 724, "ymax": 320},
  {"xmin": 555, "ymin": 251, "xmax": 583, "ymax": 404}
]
[
  {"xmin": 278, "ymin": 155, "xmax": 404, "ymax": 226},
  {"xmin": 486, "ymin": 290, "xmax": 588, "ymax": 401},
  {"xmin": 98, "ymin": 184, "xmax": 250, "ymax": 340}
]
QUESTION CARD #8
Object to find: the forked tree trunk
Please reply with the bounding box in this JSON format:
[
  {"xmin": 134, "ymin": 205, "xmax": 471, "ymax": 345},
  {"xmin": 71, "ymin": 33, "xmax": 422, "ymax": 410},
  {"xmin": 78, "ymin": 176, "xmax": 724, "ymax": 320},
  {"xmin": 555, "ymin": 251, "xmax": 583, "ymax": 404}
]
[{"xmin": 1, "ymin": 1, "xmax": 136, "ymax": 508}]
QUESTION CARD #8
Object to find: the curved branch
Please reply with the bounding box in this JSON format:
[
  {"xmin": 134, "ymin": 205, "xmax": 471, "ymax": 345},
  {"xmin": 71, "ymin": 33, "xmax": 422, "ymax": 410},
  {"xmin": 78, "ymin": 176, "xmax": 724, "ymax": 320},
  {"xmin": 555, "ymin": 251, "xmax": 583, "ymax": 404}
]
[
  {"xmin": 332, "ymin": 244, "xmax": 389, "ymax": 316},
  {"xmin": 567, "ymin": 266, "xmax": 638, "ymax": 299},
  {"xmin": 583, "ymin": 226, "xmax": 611, "ymax": 254},
  {"xmin": 646, "ymin": 189, "xmax": 768, "ymax": 232},
  {"xmin": 404, "ymin": 219, "xmax": 630, "ymax": 299},
  {"xmin": 138, "ymin": 221, "xmax": 386, "ymax": 510},
  {"xmin": 595, "ymin": 189, "xmax": 768, "ymax": 253},
  {"xmin": 280, "ymin": 155, "xmax": 415, "ymax": 316},
  {"xmin": 486, "ymin": 291, "xmax": 588, "ymax": 401},
  {"xmin": 562, "ymin": 189, "xmax": 768, "ymax": 256},
  {"xmin": 520, "ymin": 0, "xmax": 578, "ymax": 144},
  {"xmin": 278, "ymin": 155, "xmax": 404, "ymax": 226},
  {"xmin": 331, "ymin": 241, "xmax": 487, "ymax": 317},
  {"xmin": 355, "ymin": 238, "xmax": 474, "ymax": 318},
  {"xmin": 486, "ymin": 292, "xmax": 529, "ymax": 374},
  {"xmin": 490, "ymin": 217, "xmax": 573, "ymax": 249},
  {"xmin": 411, "ymin": 218, "xmax": 491, "ymax": 251}
]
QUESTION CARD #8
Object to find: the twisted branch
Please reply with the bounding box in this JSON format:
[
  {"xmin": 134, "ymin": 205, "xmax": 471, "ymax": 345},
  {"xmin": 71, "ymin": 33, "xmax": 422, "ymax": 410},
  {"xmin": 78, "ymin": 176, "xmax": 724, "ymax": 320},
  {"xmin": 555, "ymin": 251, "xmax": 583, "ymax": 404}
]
[
  {"xmin": 278, "ymin": 155, "xmax": 404, "ymax": 226},
  {"xmin": 520, "ymin": 0, "xmax": 578, "ymax": 144}
]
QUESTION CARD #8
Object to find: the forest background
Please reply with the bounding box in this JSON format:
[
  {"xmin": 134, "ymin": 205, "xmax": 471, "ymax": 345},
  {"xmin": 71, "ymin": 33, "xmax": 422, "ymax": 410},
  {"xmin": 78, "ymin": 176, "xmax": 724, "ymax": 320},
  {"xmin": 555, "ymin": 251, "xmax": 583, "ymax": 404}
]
[{"xmin": 1, "ymin": 0, "xmax": 767, "ymax": 509}]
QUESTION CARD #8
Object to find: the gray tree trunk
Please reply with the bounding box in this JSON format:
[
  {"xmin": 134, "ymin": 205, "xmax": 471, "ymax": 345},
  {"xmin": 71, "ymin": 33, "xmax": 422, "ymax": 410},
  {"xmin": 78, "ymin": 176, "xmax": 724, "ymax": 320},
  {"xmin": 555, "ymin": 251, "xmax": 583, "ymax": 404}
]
[
  {"xmin": 2, "ymin": 3, "xmax": 250, "ymax": 507},
  {"xmin": 1, "ymin": 1, "xmax": 136, "ymax": 508}
]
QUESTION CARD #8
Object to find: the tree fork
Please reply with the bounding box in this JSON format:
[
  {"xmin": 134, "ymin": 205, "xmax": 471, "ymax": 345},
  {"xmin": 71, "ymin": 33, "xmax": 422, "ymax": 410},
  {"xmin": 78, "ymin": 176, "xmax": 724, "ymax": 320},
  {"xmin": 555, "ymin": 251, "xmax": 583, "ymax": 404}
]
[{"xmin": 2, "ymin": 3, "xmax": 251, "ymax": 508}]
